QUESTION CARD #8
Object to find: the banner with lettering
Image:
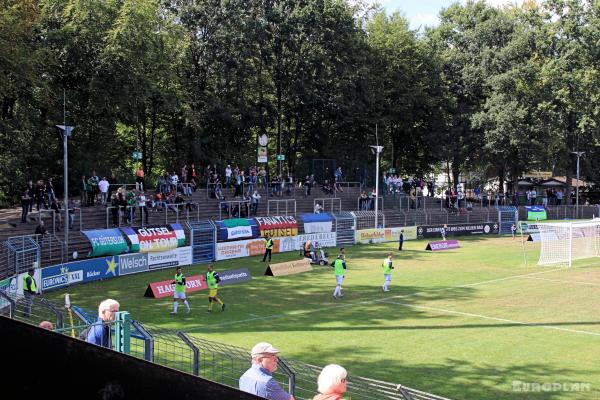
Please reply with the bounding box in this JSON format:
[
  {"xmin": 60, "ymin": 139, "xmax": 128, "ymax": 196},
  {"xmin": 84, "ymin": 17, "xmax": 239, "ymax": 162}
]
[
  {"xmin": 40, "ymin": 256, "xmax": 119, "ymax": 292},
  {"xmin": 216, "ymin": 218, "xmax": 260, "ymax": 241},
  {"xmin": 82, "ymin": 229, "xmax": 129, "ymax": 257},
  {"xmin": 255, "ymin": 216, "xmax": 298, "ymax": 237},
  {"xmin": 121, "ymin": 224, "xmax": 186, "ymax": 253},
  {"xmin": 300, "ymin": 213, "xmax": 333, "ymax": 233},
  {"xmin": 215, "ymin": 236, "xmax": 297, "ymax": 260}
]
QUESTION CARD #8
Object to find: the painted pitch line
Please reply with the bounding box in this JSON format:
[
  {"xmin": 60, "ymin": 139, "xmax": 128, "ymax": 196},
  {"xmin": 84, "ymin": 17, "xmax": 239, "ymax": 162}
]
[
  {"xmin": 380, "ymin": 299, "xmax": 600, "ymax": 337},
  {"xmin": 203, "ymin": 267, "xmax": 563, "ymax": 329},
  {"xmin": 521, "ymin": 276, "xmax": 600, "ymax": 288}
]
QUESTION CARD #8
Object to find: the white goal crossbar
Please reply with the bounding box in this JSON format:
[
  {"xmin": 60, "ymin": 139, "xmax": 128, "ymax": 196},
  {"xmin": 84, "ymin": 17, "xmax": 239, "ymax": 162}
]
[{"xmin": 537, "ymin": 219, "xmax": 600, "ymax": 267}]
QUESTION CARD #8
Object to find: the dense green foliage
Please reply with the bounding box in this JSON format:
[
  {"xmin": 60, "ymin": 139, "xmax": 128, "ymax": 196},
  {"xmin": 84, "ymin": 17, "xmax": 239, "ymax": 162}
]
[{"xmin": 1, "ymin": 0, "xmax": 599, "ymax": 203}]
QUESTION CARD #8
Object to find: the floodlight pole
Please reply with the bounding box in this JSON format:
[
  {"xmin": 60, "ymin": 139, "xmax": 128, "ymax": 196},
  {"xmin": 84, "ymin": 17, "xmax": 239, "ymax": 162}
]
[
  {"xmin": 370, "ymin": 126, "xmax": 384, "ymax": 229},
  {"xmin": 57, "ymin": 94, "xmax": 74, "ymax": 259},
  {"xmin": 572, "ymin": 151, "xmax": 585, "ymax": 218}
]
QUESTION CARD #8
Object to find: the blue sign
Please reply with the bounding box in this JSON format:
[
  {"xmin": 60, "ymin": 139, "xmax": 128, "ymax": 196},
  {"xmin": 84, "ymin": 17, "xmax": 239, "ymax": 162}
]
[
  {"xmin": 41, "ymin": 256, "xmax": 120, "ymax": 292},
  {"xmin": 218, "ymin": 268, "xmax": 252, "ymax": 286}
]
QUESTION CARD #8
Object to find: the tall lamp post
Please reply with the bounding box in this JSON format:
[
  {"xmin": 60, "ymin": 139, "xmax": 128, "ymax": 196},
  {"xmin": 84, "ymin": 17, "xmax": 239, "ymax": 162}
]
[
  {"xmin": 572, "ymin": 151, "xmax": 585, "ymax": 218},
  {"xmin": 56, "ymin": 124, "xmax": 73, "ymax": 256},
  {"xmin": 370, "ymin": 144, "xmax": 384, "ymax": 229}
]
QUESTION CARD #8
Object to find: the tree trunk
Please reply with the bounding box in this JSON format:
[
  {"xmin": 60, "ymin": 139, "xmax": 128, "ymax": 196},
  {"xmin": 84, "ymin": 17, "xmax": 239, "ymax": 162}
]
[{"xmin": 498, "ymin": 166, "xmax": 505, "ymax": 194}]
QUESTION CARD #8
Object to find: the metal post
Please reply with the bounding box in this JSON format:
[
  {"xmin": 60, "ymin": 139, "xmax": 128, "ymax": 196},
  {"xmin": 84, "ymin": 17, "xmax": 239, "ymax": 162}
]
[{"xmin": 572, "ymin": 151, "xmax": 584, "ymax": 219}]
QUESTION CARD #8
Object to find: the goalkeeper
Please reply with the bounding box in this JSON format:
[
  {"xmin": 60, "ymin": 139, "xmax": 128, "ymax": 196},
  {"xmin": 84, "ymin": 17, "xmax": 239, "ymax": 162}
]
[{"xmin": 381, "ymin": 253, "xmax": 394, "ymax": 292}]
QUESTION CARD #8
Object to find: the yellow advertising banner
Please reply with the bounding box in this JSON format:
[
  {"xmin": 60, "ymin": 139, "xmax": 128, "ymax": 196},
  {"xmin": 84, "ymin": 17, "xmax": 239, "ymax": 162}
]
[{"xmin": 355, "ymin": 226, "xmax": 417, "ymax": 244}]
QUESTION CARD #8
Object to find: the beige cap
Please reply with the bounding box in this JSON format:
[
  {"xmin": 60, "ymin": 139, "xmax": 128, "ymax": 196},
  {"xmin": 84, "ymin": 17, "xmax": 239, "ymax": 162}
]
[{"xmin": 251, "ymin": 342, "xmax": 280, "ymax": 358}]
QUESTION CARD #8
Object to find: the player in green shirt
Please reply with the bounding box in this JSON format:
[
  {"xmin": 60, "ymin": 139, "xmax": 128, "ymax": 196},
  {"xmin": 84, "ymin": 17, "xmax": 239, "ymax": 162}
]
[
  {"xmin": 382, "ymin": 253, "xmax": 394, "ymax": 292},
  {"xmin": 170, "ymin": 267, "xmax": 191, "ymax": 314},
  {"xmin": 332, "ymin": 248, "xmax": 347, "ymax": 299}
]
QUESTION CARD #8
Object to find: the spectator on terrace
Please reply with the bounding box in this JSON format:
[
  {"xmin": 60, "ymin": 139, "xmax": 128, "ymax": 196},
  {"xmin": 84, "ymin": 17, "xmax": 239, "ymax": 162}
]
[
  {"xmin": 251, "ymin": 190, "xmax": 261, "ymax": 216},
  {"xmin": 118, "ymin": 189, "xmax": 128, "ymax": 224},
  {"xmin": 188, "ymin": 163, "xmax": 198, "ymax": 188},
  {"xmin": 258, "ymin": 166, "xmax": 267, "ymax": 189},
  {"xmin": 26, "ymin": 180, "xmax": 35, "ymax": 212},
  {"xmin": 225, "ymin": 165, "xmax": 232, "ymax": 188},
  {"xmin": 239, "ymin": 342, "xmax": 295, "ymax": 400},
  {"xmin": 170, "ymin": 171, "xmax": 179, "ymax": 193},
  {"xmin": 46, "ymin": 177, "xmax": 56, "ymax": 205},
  {"xmin": 334, "ymin": 167, "xmax": 343, "ymax": 192},
  {"xmin": 87, "ymin": 299, "xmax": 120, "ymax": 349},
  {"xmin": 126, "ymin": 189, "xmax": 136, "ymax": 223},
  {"xmin": 135, "ymin": 166, "xmax": 145, "ymax": 191},
  {"xmin": 181, "ymin": 164, "xmax": 188, "ymax": 187},
  {"xmin": 35, "ymin": 220, "xmax": 49, "ymax": 235},
  {"xmin": 110, "ymin": 195, "xmax": 119, "ymax": 226},
  {"xmin": 313, "ymin": 364, "xmax": 347, "ymax": 400},
  {"xmin": 286, "ymin": 173, "xmax": 294, "ymax": 195},
  {"xmin": 322, "ymin": 180, "xmax": 333, "ymax": 195},
  {"xmin": 90, "ymin": 170, "xmax": 100, "ymax": 202},
  {"xmin": 138, "ymin": 191, "xmax": 149, "ymax": 223},
  {"xmin": 314, "ymin": 203, "xmax": 323, "ymax": 214},
  {"xmin": 50, "ymin": 199, "xmax": 62, "ymax": 231},
  {"xmin": 86, "ymin": 175, "xmax": 97, "ymax": 207},
  {"xmin": 269, "ymin": 175, "xmax": 278, "ymax": 197},
  {"xmin": 98, "ymin": 176, "xmax": 109, "ymax": 205},
  {"xmin": 35, "ymin": 179, "xmax": 47, "ymax": 211},
  {"xmin": 153, "ymin": 193, "xmax": 166, "ymax": 211},
  {"xmin": 107, "ymin": 173, "xmax": 117, "ymax": 199},
  {"xmin": 359, "ymin": 191, "xmax": 368, "ymax": 211},
  {"xmin": 20, "ymin": 187, "xmax": 30, "ymax": 223}
]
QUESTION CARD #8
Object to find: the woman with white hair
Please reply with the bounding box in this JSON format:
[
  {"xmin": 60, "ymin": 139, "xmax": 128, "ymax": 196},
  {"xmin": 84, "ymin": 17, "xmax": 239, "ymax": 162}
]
[{"xmin": 313, "ymin": 364, "xmax": 347, "ymax": 400}]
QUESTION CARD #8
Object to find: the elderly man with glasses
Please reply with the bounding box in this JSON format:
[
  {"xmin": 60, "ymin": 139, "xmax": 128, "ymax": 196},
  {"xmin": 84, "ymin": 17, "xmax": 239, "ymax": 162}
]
[
  {"xmin": 239, "ymin": 342, "xmax": 295, "ymax": 400},
  {"xmin": 86, "ymin": 298, "xmax": 120, "ymax": 349}
]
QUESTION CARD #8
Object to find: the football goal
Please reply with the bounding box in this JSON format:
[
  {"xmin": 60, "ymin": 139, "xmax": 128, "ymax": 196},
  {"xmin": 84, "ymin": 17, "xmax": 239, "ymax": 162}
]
[{"xmin": 537, "ymin": 219, "xmax": 600, "ymax": 267}]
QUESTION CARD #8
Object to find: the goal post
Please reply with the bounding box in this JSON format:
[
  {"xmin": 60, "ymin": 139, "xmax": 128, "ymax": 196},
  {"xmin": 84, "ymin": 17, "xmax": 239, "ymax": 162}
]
[{"xmin": 537, "ymin": 219, "xmax": 600, "ymax": 267}]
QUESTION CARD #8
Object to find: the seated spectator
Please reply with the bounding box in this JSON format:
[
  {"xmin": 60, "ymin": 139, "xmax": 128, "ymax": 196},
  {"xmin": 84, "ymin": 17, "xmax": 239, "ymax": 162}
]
[
  {"xmin": 35, "ymin": 220, "xmax": 49, "ymax": 235},
  {"xmin": 170, "ymin": 171, "xmax": 179, "ymax": 193},
  {"xmin": 153, "ymin": 193, "xmax": 166, "ymax": 211},
  {"xmin": 239, "ymin": 342, "xmax": 295, "ymax": 400},
  {"xmin": 322, "ymin": 180, "xmax": 333, "ymax": 195},
  {"xmin": 314, "ymin": 203, "xmax": 323, "ymax": 214},
  {"xmin": 313, "ymin": 364, "xmax": 347, "ymax": 400}
]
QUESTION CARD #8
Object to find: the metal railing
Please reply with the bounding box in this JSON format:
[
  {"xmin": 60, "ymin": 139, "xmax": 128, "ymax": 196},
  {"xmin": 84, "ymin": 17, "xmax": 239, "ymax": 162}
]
[
  {"xmin": 314, "ymin": 198, "xmax": 342, "ymax": 213},
  {"xmin": 219, "ymin": 200, "xmax": 251, "ymax": 219},
  {"xmin": 267, "ymin": 199, "xmax": 297, "ymax": 216}
]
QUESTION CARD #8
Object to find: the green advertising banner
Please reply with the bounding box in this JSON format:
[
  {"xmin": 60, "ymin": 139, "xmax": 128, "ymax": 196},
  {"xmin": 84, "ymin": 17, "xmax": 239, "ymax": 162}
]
[{"xmin": 82, "ymin": 229, "xmax": 129, "ymax": 257}]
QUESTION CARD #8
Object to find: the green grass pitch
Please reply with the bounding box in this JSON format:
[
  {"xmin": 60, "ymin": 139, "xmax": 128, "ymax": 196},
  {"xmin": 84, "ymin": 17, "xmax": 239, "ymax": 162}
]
[{"xmin": 44, "ymin": 236, "xmax": 600, "ymax": 400}]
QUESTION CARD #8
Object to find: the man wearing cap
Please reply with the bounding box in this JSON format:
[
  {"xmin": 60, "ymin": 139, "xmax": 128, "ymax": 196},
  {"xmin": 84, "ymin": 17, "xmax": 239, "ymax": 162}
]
[{"xmin": 239, "ymin": 342, "xmax": 295, "ymax": 400}]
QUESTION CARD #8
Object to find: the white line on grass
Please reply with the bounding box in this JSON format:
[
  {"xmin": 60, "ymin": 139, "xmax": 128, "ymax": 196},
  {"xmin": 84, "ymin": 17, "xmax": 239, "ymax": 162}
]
[
  {"xmin": 380, "ymin": 299, "xmax": 600, "ymax": 337},
  {"xmin": 521, "ymin": 276, "xmax": 600, "ymax": 288},
  {"xmin": 204, "ymin": 267, "xmax": 564, "ymax": 329}
]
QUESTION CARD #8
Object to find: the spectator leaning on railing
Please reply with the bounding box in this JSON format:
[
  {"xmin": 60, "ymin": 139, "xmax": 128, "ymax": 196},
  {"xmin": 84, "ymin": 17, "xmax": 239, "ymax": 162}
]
[
  {"xmin": 86, "ymin": 299, "xmax": 120, "ymax": 349},
  {"xmin": 239, "ymin": 342, "xmax": 295, "ymax": 400}
]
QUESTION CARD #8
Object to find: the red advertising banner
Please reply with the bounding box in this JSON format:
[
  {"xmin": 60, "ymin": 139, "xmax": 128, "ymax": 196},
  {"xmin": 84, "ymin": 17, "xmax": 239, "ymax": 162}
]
[
  {"xmin": 144, "ymin": 274, "xmax": 207, "ymax": 298},
  {"xmin": 255, "ymin": 216, "xmax": 298, "ymax": 237}
]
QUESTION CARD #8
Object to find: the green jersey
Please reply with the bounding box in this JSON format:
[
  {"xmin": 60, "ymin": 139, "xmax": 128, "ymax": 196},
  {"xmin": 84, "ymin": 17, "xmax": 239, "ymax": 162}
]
[
  {"xmin": 382, "ymin": 258, "xmax": 393, "ymax": 274},
  {"xmin": 174, "ymin": 273, "xmax": 186, "ymax": 293},
  {"xmin": 206, "ymin": 271, "xmax": 219, "ymax": 289},
  {"xmin": 333, "ymin": 258, "xmax": 346, "ymax": 276}
]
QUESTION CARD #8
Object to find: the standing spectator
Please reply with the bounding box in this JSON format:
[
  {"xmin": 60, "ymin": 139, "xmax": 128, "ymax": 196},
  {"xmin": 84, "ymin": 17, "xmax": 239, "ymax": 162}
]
[
  {"xmin": 206, "ymin": 264, "xmax": 226, "ymax": 313},
  {"xmin": 542, "ymin": 189, "xmax": 548, "ymax": 207},
  {"xmin": 138, "ymin": 191, "xmax": 149, "ymax": 224},
  {"xmin": 234, "ymin": 171, "xmax": 243, "ymax": 197},
  {"xmin": 334, "ymin": 166, "xmax": 343, "ymax": 192},
  {"xmin": 22, "ymin": 269, "xmax": 38, "ymax": 318},
  {"xmin": 170, "ymin": 171, "xmax": 179, "ymax": 193},
  {"xmin": 313, "ymin": 364, "xmax": 347, "ymax": 400},
  {"xmin": 135, "ymin": 166, "xmax": 145, "ymax": 191},
  {"xmin": 269, "ymin": 175, "xmax": 278, "ymax": 197},
  {"xmin": 90, "ymin": 170, "xmax": 100, "ymax": 203},
  {"xmin": 35, "ymin": 179, "xmax": 47, "ymax": 211},
  {"xmin": 251, "ymin": 190, "xmax": 261, "ymax": 216},
  {"xmin": 258, "ymin": 166, "xmax": 267, "ymax": 189},
  {"xmin": 381, "ymin": 253, "xmax": 394, "ymax": 292},
  {"xmin": 159, "ymin": 172, "xmax": 169, "ymax": 194},
  {"xmin": 86, "ymin": 176, "xmax": 96, "ymax": 206},
  {"xmin": 286, "ymin": 173, "xmax": 294, "ymax": 195},
  {"xmin": 27, "ymin": 180, "xmax": 35, "ymax": 212},
  {"xmin": 188, "ymin": 163, "xmax": 198, "ymax": 187},
  {"xmin": 126, "ymin": 189, "xmax": 136, "ymax": 223},
  {"xmin": 50, "ymin": 199, "xmax": 62, "ymax": 231},
  {"xmin": 110, "ymin": 195, "xmax": 120, "ymax": 226},
  {"xmin": 181, "ymin": 164, "xmax": 188, "ymax": 186},
  {"xmin": 239, "ymin": 342, "xmax": 295, "ymax": 400},
  {"xmin": 79, "ymin": 175, "xmax": 88, "ymax": 206},
  {"xmin": 225, "ymin": 165, "xmax": 232, "ymax": 188},
  {"xmin": 556, "ymin": 188, "xmax": 563, "ymax": 205},
  {"xmin": 67, "ymin": 199, "xmax": 78, "ymax": 230},
  {"xmin": 20, "ymin": 187, "xmax": 30, "ymax": 223},
  {"xmin": 98, "ymin": 177, "xmax": 109, "ymax": 205},
  {"xmin": 398, "ymin": 229, "xmax": 404, "ymax": 251},
  {"xmin": 304, "ymin": 176, "xmax": 311, "ymax": 197},
  {"xmin": 86, "ymin": 299, "xmax": 120, "ymax": 348},
  {"xmin": 262, "ymin": 234, "xmax": 274, "ymax": 263},
  {"xmin": 530, "ymin": 187, "xmax": 537, "ymax": 205},
  {"xmin": 46, "ymin": 177, "xmax": 56, "ymax": 205},
  {"xmin": 107, "ymin": 173, "xmax": 117, "ymax": 200}
]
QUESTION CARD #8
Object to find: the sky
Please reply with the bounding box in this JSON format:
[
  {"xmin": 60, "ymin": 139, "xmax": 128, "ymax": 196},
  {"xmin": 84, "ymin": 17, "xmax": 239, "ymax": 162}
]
[{"xmin": 376, "ymin": 0, "xmax": 528, "ymax": 30}]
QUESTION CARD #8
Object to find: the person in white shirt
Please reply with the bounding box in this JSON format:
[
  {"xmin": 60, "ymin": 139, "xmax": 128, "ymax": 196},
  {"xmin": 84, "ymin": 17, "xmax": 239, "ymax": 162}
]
[
  {"xmin": 98, "ymin": 177, "xmax": 109, "ymax": 205},
  {"xmin": 138, "ymin": 191, "xmax": 149, "ymax": 222},
  {"xmin": 314, "ymin": 203, "xmax": 323, "ymax": 214},
  {"xmin": 225, "ymin": 165, "xmax": 232, "ymax": 188},
  {"xmin": 170, "ymin": 172, "xmax": 179, "ymax": 193},
  {"xmin": 251, "ymin": 190, "xmax": 261, "ymax": 216}
]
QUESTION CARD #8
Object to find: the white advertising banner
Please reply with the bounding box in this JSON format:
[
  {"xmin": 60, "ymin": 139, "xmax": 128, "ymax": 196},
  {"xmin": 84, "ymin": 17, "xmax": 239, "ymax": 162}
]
[
  {"xmin": 355, "ymin": 227, "xmax": 418, "ymax": 244},
  {"xmin": 216, "ymin": 236, "xmax": 298, "ymax": 261},
  {"xmin": 227, "ymin": 226, "xmax": 255, "ymax": 240},
  {"xmin": 295, "ymin": 233, "xmax": 337, "ymax": 249},
  {"xmin": 148, "ymin": 246, "xmax": 193, "ymax": 269}
]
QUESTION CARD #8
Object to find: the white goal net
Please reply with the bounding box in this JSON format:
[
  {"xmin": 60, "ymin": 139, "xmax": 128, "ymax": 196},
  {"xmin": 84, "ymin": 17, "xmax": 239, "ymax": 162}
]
[{"xmin": 537, "ymin": 220, "xmax": 600, "ymax": 267}]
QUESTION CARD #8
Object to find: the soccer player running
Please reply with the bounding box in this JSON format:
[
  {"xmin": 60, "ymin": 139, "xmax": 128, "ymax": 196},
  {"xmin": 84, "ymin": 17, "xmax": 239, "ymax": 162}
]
[
  {"xmin": 206, "ymin": 264, "xmax": 226, "ymax": 313},
  {"xmin": 171, "ymin": 267, "xmax": 191, "ymax": 314},
  {"xmin": 332, "ymin": 249, "xmax": 347, "ymax": 299},
  {"xmin": 382, "ymin": 253, "xmax": 394, "ymax": 292}
]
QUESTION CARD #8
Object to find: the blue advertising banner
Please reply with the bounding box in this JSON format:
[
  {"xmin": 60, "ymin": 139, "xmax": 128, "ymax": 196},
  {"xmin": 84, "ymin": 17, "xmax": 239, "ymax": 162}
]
[
  {"xmin": 217, "ymin": 268, "xmax": 252, "ymax": 286},
  {"xmin": 300, "ymin": 213, "xmax": 333, "ymax": 233},
  {"xmin": 82, "ymin": 229, "xmax": 129, "ymax": 257},
  {"xmin": 41, "ymin": 256, "xmax": 120, "ymax": 292}
]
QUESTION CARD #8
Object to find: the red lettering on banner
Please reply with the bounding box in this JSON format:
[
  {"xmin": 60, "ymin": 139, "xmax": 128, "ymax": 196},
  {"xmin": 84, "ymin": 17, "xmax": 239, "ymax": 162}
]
[{"xmin": 147, "ymin": 275, "xmax": 208, "ymax": 299}]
